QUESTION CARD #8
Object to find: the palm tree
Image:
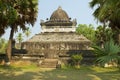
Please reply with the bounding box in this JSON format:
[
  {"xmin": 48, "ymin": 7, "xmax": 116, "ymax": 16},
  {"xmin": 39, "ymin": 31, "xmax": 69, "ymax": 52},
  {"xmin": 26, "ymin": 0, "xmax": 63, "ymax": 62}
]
[
  {"xmin": 0, "ymin": 0, "xmax": 38, "ymax": 62},
  {"xmin": 90, "ymin": 0, "xmax": 120, "ymax": 29},
  {"xmin": 25, "ymin": 27, "xmax": 31, "ymax": 40},
  {"xmin": 90, "ymin": 0, "xmax": 120, "ymax": 43},
  {"xmin": 16, "ymin": 33, "xmax": 23, "ymax": 49},
  {"xmin": 92, "ymin": 39, "xmax": 120, "ymax": 67},
  {"xmin": 16, "ymin": 33, "xmax": 23, "ymax": 43}
]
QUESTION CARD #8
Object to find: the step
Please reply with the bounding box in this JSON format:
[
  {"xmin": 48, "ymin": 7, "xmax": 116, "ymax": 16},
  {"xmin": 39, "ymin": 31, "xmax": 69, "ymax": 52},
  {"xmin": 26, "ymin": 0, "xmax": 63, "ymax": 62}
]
[
  {"xmin": 40, "ymin": 59, "xmax": 58, "ymax": 68},
  {"xmin": 44, "ymin": 59, "xmax": 58, "ymax": 62}
]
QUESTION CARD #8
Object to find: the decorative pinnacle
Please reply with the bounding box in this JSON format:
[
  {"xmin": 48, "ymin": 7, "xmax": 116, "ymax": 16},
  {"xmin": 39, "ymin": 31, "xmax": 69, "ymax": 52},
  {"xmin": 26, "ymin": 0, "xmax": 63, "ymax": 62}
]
[{"xmin": 58, "ymin": 6, "xmax": 62, "ymax": 10}]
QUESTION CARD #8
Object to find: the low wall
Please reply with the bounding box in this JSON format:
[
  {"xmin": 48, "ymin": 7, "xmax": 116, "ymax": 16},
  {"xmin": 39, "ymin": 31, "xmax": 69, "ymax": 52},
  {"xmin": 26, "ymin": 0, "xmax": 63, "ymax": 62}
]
[{"xmin": 12, "ymin": 50, "xmax": 96, "ymax": 65}]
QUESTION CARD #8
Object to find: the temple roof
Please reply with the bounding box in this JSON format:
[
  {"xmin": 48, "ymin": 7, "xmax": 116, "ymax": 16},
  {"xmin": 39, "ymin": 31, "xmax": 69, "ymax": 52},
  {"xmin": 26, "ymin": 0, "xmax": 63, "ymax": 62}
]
[{"xmin": 26, "ymin": 32, "xmax": 90, "ymax": 44}]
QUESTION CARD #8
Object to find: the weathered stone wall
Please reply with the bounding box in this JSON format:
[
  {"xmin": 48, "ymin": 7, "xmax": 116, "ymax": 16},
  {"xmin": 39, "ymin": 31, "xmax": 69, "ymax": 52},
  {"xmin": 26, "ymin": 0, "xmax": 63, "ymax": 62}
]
[
  {"xmin": 20, "ymin": 41, "xmax": 95, "ymax": 64},
  {"xmin": 22, "ymin": 42, "xmax": 90, "ymax": 56}
]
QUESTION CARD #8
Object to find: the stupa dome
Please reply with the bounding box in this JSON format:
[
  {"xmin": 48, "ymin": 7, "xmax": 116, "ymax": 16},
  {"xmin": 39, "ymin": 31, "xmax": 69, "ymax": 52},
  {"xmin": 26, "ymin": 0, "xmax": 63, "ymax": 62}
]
[
  {"xmin": 40, "ymin": 6, "xmax": 77, "ymax": 26},
  {"xmin": 50, "ymin": 6, "xmax": 69, "ymax": 22}
]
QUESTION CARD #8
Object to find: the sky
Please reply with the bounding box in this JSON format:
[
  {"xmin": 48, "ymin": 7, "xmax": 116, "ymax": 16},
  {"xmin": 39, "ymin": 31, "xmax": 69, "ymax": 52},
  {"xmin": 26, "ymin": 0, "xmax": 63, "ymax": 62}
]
[{"xmin": 2, "ymin": 0, "xmax": 100, "ymax": 40}]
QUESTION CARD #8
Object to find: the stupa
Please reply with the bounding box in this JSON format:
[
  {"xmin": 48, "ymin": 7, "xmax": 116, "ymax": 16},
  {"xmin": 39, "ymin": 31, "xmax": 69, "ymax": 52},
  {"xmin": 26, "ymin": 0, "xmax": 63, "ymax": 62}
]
[{"xmin": 22, "ymin": 6, "xmax": 91, "ymax": 67}]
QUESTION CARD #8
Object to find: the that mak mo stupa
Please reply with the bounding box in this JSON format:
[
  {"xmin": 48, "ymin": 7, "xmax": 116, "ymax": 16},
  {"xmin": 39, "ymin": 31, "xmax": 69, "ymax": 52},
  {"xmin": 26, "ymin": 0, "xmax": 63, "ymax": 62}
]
[{"xmin": 22, "ymin": 6, "xmax": 91, "ymax": 67}]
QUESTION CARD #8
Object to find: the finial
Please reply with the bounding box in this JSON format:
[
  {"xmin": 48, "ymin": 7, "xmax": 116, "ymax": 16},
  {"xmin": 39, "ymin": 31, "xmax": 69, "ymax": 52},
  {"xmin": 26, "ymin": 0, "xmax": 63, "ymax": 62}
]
[{"xmin": 58, "ymin": 6, "xmax": 62, "ymax": 10}]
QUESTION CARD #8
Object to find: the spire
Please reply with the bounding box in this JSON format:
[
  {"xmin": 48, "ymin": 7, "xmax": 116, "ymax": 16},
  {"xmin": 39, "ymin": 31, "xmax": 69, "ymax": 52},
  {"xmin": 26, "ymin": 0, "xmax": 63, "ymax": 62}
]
[{"xmin": 58, "ymin": 6, "xmax": 62, "ymax": 10}]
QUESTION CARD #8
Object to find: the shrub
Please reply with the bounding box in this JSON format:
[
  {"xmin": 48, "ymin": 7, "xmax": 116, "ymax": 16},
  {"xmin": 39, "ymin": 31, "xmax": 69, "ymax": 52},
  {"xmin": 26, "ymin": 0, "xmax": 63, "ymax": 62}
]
[{"xmin": 71, "ymin": 54, "xmax": 83, "ymax": 68}]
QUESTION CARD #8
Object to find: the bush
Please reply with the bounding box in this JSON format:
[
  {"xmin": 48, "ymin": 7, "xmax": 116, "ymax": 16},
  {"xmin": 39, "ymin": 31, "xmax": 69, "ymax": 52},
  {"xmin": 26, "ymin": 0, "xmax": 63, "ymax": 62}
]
[{"xmin": 71, "ymin": 54, "xmax": 83, "ymax": 68}]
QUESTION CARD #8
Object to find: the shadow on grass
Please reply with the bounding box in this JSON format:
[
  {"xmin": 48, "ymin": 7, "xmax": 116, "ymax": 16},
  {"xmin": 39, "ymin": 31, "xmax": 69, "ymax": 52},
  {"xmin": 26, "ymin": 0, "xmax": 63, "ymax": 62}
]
[
  {"xmin": 93, "ymin": 70, "xmax": 120, "ymax": 80},
  {"xmin": 0, "ymin": 65, "xmax": 22, "ymax": 71},
  {"xmin": 0, "ymin": 65, "xmax": 120, "ymax": 80},
  {"xmin": 0, "ymin": 65, "xmax": 39, "ymax": 80},
  {"xmin": 37, "ymin": 66, "xmax": 120, "ymax": 80}
]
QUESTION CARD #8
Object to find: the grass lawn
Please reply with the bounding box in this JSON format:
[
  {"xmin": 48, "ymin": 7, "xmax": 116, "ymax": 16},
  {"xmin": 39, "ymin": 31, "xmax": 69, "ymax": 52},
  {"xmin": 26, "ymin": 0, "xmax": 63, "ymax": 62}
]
[{"xmin": 0, "ymin": 62, "xmax": 120, "ymax": 80}]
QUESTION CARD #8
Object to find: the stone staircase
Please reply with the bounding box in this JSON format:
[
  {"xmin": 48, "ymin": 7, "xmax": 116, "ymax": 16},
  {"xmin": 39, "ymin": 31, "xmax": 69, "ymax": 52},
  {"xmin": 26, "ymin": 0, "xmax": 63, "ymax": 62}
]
[{"xmin": 40, "ymin": 59, "xmax": 58, "ymax": 68}]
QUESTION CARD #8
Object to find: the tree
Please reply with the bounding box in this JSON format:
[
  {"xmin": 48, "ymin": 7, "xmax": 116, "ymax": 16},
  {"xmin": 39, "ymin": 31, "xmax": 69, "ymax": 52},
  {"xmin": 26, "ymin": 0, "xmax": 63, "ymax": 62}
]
[
  {"xmin": 16, "ymin": 33, "xmax": 23, "ymax": 49},
  {"xmin": 95, "ymin": 25, "xmax": 116, "ymax": 47},
  {"xmin": 25, "ymin": 27, "xmax": 31, "ymax": 40},
  {"xmin": 16, "ymin": 33, "xmax": 23, "ymax": 43},
  {"xmin": 90, "ymin": 0, "xmax": 120, "ymax": 43},
  {"xmin": 76, "ymin": 24, "xmax": 96, "ymax": 43},
  {"xmin": 0, "ymin": 0, "xmax": 38, "ymax": 62}
]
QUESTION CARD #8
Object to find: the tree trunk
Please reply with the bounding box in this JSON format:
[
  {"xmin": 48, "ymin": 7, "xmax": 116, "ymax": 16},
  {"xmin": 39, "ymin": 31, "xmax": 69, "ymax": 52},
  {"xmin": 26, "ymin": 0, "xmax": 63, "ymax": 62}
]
[
  {"xmin": 100, "ymin": 22, "xmax": 106, "ymax": 48},
  {"xmin": 6, "ymin": 27, "xmax": 14, "ymax": 63},
  {"xmin": 118, "ymin": 33, "xmax": 120, "ymax": 45}
]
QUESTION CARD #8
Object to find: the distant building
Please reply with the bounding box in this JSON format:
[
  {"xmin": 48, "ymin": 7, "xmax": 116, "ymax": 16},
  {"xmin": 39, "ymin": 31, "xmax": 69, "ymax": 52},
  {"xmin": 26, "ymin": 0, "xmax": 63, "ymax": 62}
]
[{"xmin": 23, "ymin": 6, "xmax": 91, "ymax": 67}]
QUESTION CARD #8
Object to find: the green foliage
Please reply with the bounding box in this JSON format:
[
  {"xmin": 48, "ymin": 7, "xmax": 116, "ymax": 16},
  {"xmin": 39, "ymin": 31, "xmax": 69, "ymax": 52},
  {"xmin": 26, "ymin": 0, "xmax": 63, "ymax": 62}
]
[
  {"xmin": 24, "ymin": 27, "xmax": 31, "ymax": 39},
  {"xmin": 15, "ymin": 27, "xmax": 31, "ymax": 42},
  {"xmin": 90, "ymin": 0, "xmax": 120, "ymax": 29},
  {"xmin": 60, "ymin": 63, "xmax": 73, "ymax": 69},
  {"xmin": 71, "ymin": 54, "xmax": 83, "ymax": 68},
  {"xmin": 71, "ymin": 54, "xmax": 83, "ymax": 62},
  {"xmin": 0, "ymin": 0, "xmax": 38, "ymax": 36},
  {"xmin": 7, "ymin": 7, "xmax": 18, "ymax": 25},
  {"xmin": 95, "ymin": 25, "xmax": 116, "ymax": 45},
  {"xmin": 76, "ymin": 24, "xmax": 96, "ymax": 43},
  {"xmin": 92, "ymin": 39, "xmax": 120, "ymax": 65},
  {"xmin": 0, "ymin": 38, "xmax": 8, "ymax": 53},
  {"xmin": 0, "ymin": 0, "xmax": 38, "ymax": 61},
  {"xmin": 90, "ymin": 0, "xmax": 120, "ymax": 44},
  {"xmin": 16, "ymin": 33, "xmax": 23, "ymax": 43}
]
